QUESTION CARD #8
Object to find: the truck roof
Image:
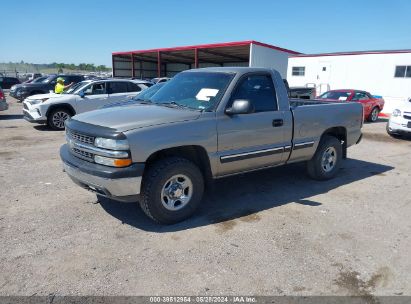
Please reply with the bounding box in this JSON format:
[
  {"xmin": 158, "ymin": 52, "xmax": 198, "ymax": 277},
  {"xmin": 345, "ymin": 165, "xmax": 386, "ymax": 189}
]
[{"xmin": 185, "ymin": 67, "xmax": 276, "ymax": 74}]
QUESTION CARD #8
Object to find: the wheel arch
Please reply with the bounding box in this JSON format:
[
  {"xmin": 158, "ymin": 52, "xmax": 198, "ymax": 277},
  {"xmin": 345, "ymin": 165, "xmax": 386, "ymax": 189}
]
[
  {"xmin": 145, "ymin": 145, "xmax": 212, "ymax": 181},
  {"xmin": 46, "ymin": 103, "xmax": 76, "ymax": 117},
  {"xmin": 320, "ymin": 126, "xmax": 347, "ymax": 158}
]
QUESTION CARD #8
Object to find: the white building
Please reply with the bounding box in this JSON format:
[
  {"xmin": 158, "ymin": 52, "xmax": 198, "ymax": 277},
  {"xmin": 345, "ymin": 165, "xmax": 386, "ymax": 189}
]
[{"xmin": 287, "ymin": 50, "xmax": 411, "ymax": 115}]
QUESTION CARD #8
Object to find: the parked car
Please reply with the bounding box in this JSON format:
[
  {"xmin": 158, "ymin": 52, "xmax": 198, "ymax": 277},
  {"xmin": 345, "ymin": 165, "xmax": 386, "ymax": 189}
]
[
  {"xmin": 16, "ymin": 74, "xmax": 85, "ymax": 101},
  {"xmin": 60, "ymin": 67, "xmax": 363, "ymax": 224},
  {"xmin": 23, "ymin": 79, "xmax": 151, "ymax": 130},
  {"xmin": 24, "ymin": 73, "xmax": 42, "ymax": 81},
  {"xmin": 386, "ymin": 98, "xmax": 411, "ymax": 137},
  {"xmin": 317, "ymin": 89, "xmax": 384, "ymax": 122},
  {"xmin": 0, "ymin": 76, "xmax": 20, "ymax": 90},
  {"xmin": 130, "ymin": 77, "xmax": 154, "ymax": 86},
  {"xmin": 151, "ymin": 77, "xmax": 171, "ymax": 84},
  {"xmin": 10, "ymin": 76, "xmax": 49, "ymax": 99},
  {"xmin": 289, "ymin": 86, "xmax": 317, "ymax": 99},
  {"xmin": 0, "ymin": 87, "xmax": 8, "ymax": 111}
]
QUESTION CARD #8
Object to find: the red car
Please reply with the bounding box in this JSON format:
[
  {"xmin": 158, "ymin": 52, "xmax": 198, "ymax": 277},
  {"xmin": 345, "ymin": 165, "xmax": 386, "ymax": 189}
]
[{"xmin": 317, "ymin": 90, "xmax": 384, "ymax": 122}]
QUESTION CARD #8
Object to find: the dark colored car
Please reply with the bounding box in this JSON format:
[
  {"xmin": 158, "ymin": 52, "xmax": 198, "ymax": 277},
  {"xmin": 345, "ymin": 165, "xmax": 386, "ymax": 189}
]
[
  {"xmin": 10, "ymin": 76, "xmax": 49, "ymax": 99},
  {"xmin": 0, "ymin": 77, "xmax": 20, "ymax": 90},
  {"xmin": 289, "ymin": 86, "xmax": 317, "ymax": 99},
  {"xmin": 16, "ymin": 74, "xmax": 85, "ymax": 101}
]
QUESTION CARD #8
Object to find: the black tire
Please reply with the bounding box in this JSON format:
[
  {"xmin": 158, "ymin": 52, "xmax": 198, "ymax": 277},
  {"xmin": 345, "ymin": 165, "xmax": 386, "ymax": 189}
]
[
  {"xmin": 47, "ymin": 108, "xmax": 71, "ymax": 130},
  {"xmin": 139, "ymin": 157, "xmax": 204, "ymax": 224},
  {"xmin": 367, "ymin": 107, "xmax": 380, "ymax": 122},
  {"xmin": 307, "ymin": 135, "xmax": 342, "ymax": 181}
]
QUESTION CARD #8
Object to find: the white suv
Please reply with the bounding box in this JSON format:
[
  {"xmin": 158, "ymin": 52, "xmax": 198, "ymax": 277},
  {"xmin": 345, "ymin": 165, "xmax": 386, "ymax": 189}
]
[
  {"xmin": 386, "ymin": 98, "xmax": 411, "ymax": 137},
  {"xmin": 23, "ymin": 79, "xmax": 151, "ymax": 130}
]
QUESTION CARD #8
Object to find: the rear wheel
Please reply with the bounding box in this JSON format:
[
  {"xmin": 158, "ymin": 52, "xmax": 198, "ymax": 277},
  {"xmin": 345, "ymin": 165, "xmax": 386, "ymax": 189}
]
[
  {"xmin": 139, "ymin": 157, "xmax": 204, "ymax": 224},
  {"xmin": 47, "ymin": 108, "xmax": 71, "ymax": 130},
  {"xmin": 307, "ymin": 135, "xmax": 342, "ymax": 180},
  {"xmin": 367, "ymin": 107, "xmax": 380, "ymax": 122}
]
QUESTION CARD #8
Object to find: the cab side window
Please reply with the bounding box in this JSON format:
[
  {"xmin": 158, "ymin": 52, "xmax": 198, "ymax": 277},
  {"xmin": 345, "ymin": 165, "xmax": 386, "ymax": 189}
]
[
  {"xmin": 231, "ymin": 74, "xmax": 278, "ymax": 112},
  {"xmin": 108, "ymin": 82, "xmax": 128, "ymax": 94}
]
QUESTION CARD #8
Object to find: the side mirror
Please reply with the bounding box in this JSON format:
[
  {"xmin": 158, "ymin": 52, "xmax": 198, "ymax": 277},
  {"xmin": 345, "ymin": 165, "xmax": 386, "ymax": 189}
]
[
  {"xmin": 225, "ymin": 99, "xmax": 254, "ymax": 115},
  {"xmin": 78, "ymin": 91, "xmax": 85, "ymax": 98}
]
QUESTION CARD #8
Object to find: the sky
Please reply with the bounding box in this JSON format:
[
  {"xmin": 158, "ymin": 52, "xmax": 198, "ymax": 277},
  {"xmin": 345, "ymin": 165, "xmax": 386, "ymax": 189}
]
[{"xmin": 1, "ymin": 0, "xmax": 410, "ymax": 67}]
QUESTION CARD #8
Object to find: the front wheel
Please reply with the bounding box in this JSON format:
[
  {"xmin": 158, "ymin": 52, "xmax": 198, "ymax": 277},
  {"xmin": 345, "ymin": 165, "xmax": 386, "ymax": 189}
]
[
  {"xmin": 307, "ymin": 135, "xmax": 342, "ymax": 180},
  {"xmin": 139, "ymin": 157, "xmax": 204, "ymax": 224},
  {"xmin": 367, "ymin": 107, "xmax": 380, "ymax": 122},
  {"xmin": 47, "ymin": 108, "xmax": 71, "ymax": 130}
]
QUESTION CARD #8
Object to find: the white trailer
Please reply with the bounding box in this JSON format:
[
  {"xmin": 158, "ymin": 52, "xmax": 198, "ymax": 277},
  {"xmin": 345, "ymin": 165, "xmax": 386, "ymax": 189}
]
[{"xmin": 287, "ymin": 50, "xmax": 411, "ymax": 115}]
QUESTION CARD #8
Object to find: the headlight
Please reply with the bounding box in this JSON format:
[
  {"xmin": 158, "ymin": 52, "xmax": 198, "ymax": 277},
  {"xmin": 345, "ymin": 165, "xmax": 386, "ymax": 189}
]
[
  {"xmin": 94, "ymin": 137, "xmax": 129, "ymax": 150},
  {"xmin": 94, "ymin": 155, "xmax": 132, "ymax": 167},
  {"xmin": 392, "ymin": 109, "xmax": 401, "ymax": 117},
  {"xmin": 29, "ymin": 98, "xmax": 48, "ymax": 105}
]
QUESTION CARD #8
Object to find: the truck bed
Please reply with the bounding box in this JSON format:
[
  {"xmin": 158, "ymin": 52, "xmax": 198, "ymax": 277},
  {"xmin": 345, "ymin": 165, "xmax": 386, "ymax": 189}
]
[{"xmin": 289, "ymin": 98, "xmax": 336, "ymax": 108}]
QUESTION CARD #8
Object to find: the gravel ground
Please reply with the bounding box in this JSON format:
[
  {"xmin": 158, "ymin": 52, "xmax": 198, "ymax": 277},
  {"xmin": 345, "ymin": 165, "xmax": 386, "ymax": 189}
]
[{"xmin": 0, "ymin": 94, "xmax": 410, "ymax": 297}]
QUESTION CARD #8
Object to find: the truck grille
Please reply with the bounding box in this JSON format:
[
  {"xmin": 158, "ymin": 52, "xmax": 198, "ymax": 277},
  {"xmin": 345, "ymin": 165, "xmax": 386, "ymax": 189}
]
[
  {"xmin": 65, "ymin": 128, "xmax": 129, "ymax": 164},
  {"xmin": 66, "ymin": 129, "xmax": 95, "ymax": 162},
  {"xmin": 67, "ymin": 130, "xmax": 95, "ymax": 145},
  {"xmin": 72, "ymin": 148, "xmax": 94, "ymax": 160},
  {"xmin": 403, "ymin": 113, "xmax": 411, "ymax": 120}
]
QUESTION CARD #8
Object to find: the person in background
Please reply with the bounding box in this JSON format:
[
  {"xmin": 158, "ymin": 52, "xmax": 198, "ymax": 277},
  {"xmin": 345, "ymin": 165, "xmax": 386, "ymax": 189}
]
[{"xmin": 54, "ymin": 77, "xmax": 73, "ymax": 94}]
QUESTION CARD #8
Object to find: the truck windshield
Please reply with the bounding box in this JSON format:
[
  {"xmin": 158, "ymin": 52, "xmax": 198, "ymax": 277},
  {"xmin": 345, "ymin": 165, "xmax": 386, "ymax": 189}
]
[
  {"xmin": 133, "ymin": 82, "xmax": 165, "ymax": 102},
  {"xmin": 150, "ymin": 72, "xmax": 234, "ymax": 111}
]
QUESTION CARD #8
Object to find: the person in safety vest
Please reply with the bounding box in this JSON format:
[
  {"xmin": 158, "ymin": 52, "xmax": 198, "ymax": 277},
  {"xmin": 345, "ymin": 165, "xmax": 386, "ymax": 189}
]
[{"xmin": 54, "ymin": 77, "xmax": 74, "ymax": 94}]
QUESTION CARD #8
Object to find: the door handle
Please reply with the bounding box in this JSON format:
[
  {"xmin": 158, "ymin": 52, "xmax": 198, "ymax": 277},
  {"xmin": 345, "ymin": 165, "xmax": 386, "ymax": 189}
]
[{"xmin": 272, "ymin": 119, "xmax": 283, "ymax": 127}]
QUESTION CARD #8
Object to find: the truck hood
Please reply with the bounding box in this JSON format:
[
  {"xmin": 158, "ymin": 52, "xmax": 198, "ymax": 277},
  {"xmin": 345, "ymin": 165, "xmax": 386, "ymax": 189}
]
[{"xmin": 72, "ymin": 104, "xmax": 202, "ymax": 132}]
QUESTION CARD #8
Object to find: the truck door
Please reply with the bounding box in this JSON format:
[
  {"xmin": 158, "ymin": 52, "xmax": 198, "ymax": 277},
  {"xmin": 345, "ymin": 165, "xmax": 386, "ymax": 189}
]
[{"xmin": 216, "ymin": 73, "xmax": 288, "ymax": 176}]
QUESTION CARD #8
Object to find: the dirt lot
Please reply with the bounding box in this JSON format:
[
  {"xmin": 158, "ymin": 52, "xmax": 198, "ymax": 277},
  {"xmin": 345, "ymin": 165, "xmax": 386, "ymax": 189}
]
[{"xmin": 0, "ymin": 94, "xmax": 410, "ymax": 297}]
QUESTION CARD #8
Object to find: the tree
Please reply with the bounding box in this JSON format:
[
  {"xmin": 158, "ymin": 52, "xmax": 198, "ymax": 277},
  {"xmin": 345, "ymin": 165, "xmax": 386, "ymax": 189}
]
[{"xmin": 97, "ymin": 65, "xmax": 107, "ymax": 71}]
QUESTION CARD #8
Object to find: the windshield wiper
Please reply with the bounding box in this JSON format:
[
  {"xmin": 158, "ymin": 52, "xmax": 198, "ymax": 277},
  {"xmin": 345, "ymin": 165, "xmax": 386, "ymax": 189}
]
[
  {"xmin": 160, "ymin": 101, "xmax": 193, "ymax": 110},
  {"xmin": 133, "ymin": 98, "xmax": 152, "ymax": 104}
]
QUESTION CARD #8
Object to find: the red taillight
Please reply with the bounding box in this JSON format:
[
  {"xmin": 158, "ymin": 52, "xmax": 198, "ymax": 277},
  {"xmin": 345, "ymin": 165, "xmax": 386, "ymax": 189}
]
[{"xmin": 0, "ymin": 90, "xmax": 4, "ymax": 99}]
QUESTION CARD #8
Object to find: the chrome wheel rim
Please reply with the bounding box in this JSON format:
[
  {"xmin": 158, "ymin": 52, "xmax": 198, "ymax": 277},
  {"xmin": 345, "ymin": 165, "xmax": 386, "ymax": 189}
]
[
  {"xmin": 161, "ymin": 174, "xmax": 193, "ymax": 211},
  {"xmin": 371, "ymin": 108, "xmax": 379, "ymax": 121},
  {"xmin": 321, "ymin": 147, "xmax": 337, "ymax": 172},
  {"xmin": 52, "ymin": 111, "xmax": 69, "ymax": 129}
]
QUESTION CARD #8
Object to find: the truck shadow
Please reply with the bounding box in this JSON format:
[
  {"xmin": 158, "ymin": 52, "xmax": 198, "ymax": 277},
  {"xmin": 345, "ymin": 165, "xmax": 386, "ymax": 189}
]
[{"xmin": 98, "ymin": 158, "xmax": 393, "ymax": 232}]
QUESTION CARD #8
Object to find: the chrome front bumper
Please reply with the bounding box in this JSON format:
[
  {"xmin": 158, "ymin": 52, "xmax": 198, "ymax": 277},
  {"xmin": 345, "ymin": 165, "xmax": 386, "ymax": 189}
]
[{"xmin": 63, "ymin": 162, "xmax": 142, "ymax": 200}]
